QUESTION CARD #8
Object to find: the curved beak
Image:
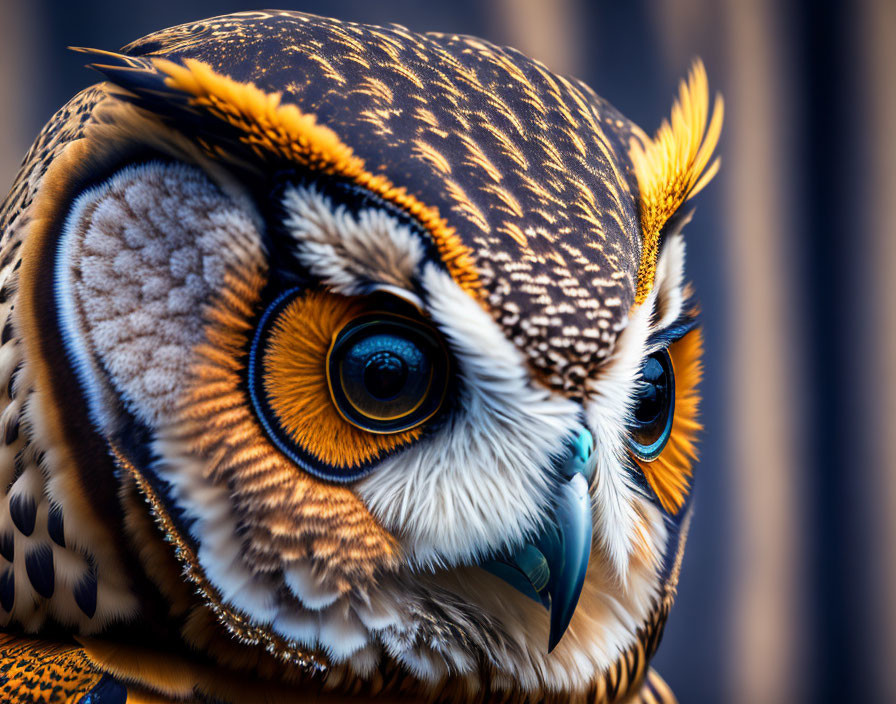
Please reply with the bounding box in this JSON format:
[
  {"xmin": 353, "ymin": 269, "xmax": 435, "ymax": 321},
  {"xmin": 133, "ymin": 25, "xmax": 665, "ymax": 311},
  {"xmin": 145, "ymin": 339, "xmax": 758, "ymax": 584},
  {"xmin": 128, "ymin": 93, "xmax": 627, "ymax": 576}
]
[{"xmin": 482, "ymin": 429, "xmax": 594, "ymax": 652}]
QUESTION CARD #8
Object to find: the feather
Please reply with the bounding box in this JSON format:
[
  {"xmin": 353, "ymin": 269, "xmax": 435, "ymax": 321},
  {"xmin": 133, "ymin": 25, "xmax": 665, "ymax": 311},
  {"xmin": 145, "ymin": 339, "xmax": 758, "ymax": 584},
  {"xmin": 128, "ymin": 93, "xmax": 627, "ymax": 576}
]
[
  {"xmin": 629, "ymin": 60, "xmax": 723, "ymax": 303},
  {"xmin": 25, "ymin": 543, "xmax": 55, "ymax": 599}
]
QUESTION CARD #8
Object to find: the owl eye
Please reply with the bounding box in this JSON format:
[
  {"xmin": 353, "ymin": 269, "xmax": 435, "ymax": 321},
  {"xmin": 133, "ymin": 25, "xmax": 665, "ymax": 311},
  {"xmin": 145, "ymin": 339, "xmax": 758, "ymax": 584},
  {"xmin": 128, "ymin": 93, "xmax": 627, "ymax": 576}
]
[
  {"xmin": 627, "ymin": 349, "xmax": 675, "ymax": 461},
  {"xmin": 249, "ymin": 289, "xmax": 449, "ymax": 482},
  {"xmin": 327, "ymin": 315, "xmax": 449, "ymax": 433}
]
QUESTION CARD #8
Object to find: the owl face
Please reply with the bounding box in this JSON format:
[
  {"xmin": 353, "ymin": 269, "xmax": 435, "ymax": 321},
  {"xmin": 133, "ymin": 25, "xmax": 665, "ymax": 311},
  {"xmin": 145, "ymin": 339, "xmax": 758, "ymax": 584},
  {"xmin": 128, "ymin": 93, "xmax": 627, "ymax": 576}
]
[{"xmin": 2, "ymin": 11, "xmax": 720, "ymax": 700}]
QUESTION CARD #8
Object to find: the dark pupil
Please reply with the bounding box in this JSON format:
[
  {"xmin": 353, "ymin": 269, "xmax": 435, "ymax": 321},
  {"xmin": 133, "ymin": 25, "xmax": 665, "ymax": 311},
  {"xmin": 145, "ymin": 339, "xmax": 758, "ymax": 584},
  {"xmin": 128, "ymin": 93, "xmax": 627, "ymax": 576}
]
[
  {"xmin": 363, "ymin": 352, "xmax": 408, "ymax": 400},
  {"xmin": 634, "ymin": 356, "xmax": 668, "ymax": 424}
]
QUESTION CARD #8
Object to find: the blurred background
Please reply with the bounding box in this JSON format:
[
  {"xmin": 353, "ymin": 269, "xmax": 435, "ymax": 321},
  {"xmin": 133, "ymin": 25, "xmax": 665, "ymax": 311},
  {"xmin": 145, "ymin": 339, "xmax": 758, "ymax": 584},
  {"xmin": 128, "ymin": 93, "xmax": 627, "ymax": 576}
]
[{"xmin": 1, "ymin": 0, "xmax": 893, "ymax": 702}]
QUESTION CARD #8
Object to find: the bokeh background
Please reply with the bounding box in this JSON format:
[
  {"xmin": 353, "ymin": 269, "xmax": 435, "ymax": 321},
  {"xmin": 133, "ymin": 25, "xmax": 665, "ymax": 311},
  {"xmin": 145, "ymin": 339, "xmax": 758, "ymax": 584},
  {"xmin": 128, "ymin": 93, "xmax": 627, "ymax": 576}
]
[{"xmin": 1, "ymin": 1, "xmax": 893, "ymax": 702}]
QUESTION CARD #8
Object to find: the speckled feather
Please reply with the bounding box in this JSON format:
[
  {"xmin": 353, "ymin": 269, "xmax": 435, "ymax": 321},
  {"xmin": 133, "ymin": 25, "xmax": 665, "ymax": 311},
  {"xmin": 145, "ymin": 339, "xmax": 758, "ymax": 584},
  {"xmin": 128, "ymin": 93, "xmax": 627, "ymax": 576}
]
[
  {"xmin": 0, "ymin": 633, "xmax": 125, "ymax": 703},
  {"xmin": 0, "ymin": 86, "xmax": 139, "ymax": 634},
  {"xmin": 113, "ymin": 10, "xmax": 645, "ymax": 392}
]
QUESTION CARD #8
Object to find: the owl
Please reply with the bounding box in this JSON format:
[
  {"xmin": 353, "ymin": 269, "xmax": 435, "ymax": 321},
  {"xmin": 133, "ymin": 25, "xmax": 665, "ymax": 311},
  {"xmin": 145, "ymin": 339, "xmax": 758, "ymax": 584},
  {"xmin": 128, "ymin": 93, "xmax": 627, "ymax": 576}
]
[{"xmin": 0, "ymin": 10, "xmax": 721, "ymax": 704}]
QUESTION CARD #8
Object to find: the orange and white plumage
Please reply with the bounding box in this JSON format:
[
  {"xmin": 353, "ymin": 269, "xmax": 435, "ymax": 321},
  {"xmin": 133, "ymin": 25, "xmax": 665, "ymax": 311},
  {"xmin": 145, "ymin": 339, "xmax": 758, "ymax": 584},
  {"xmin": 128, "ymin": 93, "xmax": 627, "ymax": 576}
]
[{"xmin": 0, "ymin": 10, "xmax": 720, "ymax": 704}]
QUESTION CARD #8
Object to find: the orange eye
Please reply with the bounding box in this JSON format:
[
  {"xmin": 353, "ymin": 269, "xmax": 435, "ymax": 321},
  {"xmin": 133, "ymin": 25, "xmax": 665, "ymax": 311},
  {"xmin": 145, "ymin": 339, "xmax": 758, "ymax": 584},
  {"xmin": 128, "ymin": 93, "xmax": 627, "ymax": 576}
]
[
  {"xmin": 630, "ymin": 329, "xmax": 703, "ymax": 514},
  {"xmin": 248, "ymin": 288, "xmax": 437, "ymax": 482},
  {"xmin": 627, "ymin": 349, "xmax": 675, "ymax": 461}
]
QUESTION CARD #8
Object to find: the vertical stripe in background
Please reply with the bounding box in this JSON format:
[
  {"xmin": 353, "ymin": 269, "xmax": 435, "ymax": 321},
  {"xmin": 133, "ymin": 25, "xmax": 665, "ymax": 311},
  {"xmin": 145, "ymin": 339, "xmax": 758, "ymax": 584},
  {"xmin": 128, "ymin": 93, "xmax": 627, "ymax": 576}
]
[
  {"xmin": 856, "ymin": 0, "xmax": 896, "ymax": 700},
  {"xmin": 488, "ymin": 0, "xmax": 582, "ymax": 78},
  {"xmin": 651, "ymin": 0, "xmax": 809, "ymax": 700},
  {"xmin": 720, "ymin": 1, "xmax": 807, "ymax": 701}
]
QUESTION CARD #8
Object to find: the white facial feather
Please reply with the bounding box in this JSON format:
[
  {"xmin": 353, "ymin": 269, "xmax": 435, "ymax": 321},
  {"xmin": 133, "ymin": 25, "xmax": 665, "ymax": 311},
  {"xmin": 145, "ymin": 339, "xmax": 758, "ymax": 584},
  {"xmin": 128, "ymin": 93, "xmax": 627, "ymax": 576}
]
[
  {"xmin": 653, "ymin": 231, "xmax": 688, "ymax": 330},
  {"xmin": 282, "ymin": 185, "xmax": 425, "ymax": 296},
  {"xmin": 284, "ymin": 562, "xmax": 341, "ymax": 610},
  {"xmin": 585, "ymin": 296, "xmax": 655, "ymax": 583},
  {"xmin": 582, "ymin": 231, "xmax": 690, "ymax": 582},
  {"xmin": 277, "ymin": 190, "xmax": 693, "ymax": 689}
]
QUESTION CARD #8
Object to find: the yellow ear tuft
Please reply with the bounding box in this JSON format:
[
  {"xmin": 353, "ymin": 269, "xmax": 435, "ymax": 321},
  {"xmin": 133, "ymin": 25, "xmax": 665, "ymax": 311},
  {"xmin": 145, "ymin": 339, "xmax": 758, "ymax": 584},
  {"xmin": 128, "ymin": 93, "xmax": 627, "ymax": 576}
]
[{"xmin": 629, "ymin": 60, "xmax": 723, "ymax": 304}]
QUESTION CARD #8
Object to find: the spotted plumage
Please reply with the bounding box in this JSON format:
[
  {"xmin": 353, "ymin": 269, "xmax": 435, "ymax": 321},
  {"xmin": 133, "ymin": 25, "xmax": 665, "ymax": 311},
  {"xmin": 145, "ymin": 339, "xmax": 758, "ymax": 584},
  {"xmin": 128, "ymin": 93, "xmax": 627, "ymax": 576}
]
[
  {"xmin": 0, "ymin": 10, "xmax": 719, "ymax": 704},
  {"xmin": 0, "ymin": 633, "xmax": 125, "ymax": 703}
]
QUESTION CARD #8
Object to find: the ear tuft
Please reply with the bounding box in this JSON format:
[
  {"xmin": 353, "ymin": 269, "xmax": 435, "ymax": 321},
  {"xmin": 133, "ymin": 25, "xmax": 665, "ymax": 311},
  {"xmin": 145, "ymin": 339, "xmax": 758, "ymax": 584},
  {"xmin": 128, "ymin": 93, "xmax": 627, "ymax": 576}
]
[{"xmin": 629, "ymin": 60, "xmax": 723, "ymax": 304}]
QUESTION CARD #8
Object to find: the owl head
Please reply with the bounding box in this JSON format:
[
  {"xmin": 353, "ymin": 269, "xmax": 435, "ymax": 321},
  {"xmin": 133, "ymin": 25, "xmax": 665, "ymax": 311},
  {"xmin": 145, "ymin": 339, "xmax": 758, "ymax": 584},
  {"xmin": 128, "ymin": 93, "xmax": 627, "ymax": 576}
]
[{"xmin": 0, "ymin": 10, "xmax": 720, "ymax": 703}]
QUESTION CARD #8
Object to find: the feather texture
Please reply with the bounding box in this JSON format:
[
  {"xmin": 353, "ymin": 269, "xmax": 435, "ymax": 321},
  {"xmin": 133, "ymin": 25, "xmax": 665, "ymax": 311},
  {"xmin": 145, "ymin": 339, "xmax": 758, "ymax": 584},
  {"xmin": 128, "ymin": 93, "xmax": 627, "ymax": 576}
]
[{"xmin": 629, "ymin": 61, "xmax": 723, "ymax": 303}]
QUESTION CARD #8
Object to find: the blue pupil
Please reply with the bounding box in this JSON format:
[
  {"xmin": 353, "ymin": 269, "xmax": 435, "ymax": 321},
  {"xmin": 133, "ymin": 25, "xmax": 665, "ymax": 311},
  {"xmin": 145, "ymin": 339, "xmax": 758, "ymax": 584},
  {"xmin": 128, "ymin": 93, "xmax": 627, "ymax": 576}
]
[
  {"xmin": 629, "ymin": 350, "xmax": 675, "ymax": 460},
  {"xmin": 340, "ymin": 333, "xmax": 431, "ymax": 421},
  {"xmin": 634, "ymin": 357, "xmax": 667, "ymax": 425}
]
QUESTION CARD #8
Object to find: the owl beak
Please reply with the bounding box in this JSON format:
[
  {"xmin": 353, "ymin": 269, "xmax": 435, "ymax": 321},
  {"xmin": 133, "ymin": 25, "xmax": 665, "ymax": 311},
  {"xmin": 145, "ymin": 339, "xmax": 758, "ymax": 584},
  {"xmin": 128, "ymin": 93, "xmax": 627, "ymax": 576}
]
[{"xmin": 482, "ymin": 430, "xmax": 594, "ymax": 653}]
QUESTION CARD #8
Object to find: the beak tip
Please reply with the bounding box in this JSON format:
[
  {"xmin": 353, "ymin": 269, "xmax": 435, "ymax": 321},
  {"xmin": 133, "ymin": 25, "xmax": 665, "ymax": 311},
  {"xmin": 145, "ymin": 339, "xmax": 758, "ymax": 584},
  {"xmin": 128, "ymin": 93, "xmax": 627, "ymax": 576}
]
[
  {"xmin": 546, "ymin": 587, "xmax": 581, "ymax": 654},
  {"xmin": 544, "ymin": 472, "xmax": 592, "ymax": 653},
  {"xmin": 547, "ymin": 615, "xmax": 568, "ymax": 653}
]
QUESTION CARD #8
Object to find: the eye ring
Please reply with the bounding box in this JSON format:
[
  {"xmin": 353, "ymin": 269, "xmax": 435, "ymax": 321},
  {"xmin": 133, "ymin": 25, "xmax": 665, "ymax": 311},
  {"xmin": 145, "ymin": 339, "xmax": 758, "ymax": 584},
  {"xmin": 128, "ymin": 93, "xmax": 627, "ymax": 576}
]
[
  {"xmin": 627, "ymin": 348, "xmax": 675, "ymax": 461},
  {"xmin": 248, "ymin": 288, "xmax": 448, "ymax": 483},
  {"xmin": 326, "ymin": 314, "xmax": 449, "ymax": 434}
]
